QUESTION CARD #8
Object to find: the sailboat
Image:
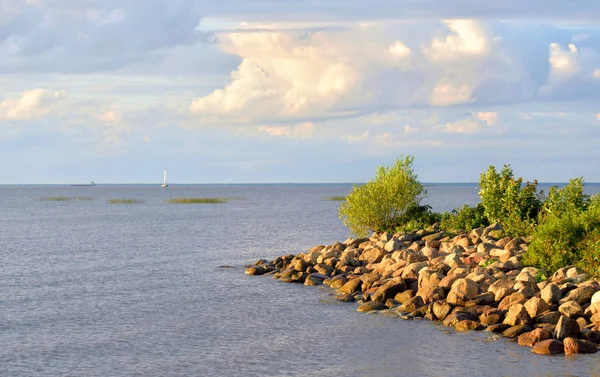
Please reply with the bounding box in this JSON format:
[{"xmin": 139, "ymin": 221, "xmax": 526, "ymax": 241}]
[{"xmin": 162, "ymin": 168, "xmax": 168, "ymax": 188}]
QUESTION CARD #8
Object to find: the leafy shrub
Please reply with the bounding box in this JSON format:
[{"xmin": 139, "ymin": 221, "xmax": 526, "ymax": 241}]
[
  {"xmin": 440, "ymin": 204, "xmax": 488, "ymax": 233},
  {"xmin": 395, "ymin": 204, "xmax": 442, "ymax": 232},
  {"xmin": 339, "ymin": 156, "xmax": 426, "ymax": 237},
  {"xmin": 523, "ymin": 179, "xmax": 600, "ymax": 276},
  {"xmin": 478, "ymin": 165, "xmax": 543, "ymax": 237}
]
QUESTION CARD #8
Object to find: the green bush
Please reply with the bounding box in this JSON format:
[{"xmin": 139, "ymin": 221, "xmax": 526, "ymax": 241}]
[
  {"xmin": 478, "ymin": 165, "xmax": 543, "ymax": 237},
  {"xmin": 440, "ymin": 204, "xmax": 488, "ymax": 233},
  {"xmin": 339, "ymin": 156, "xmax": 425, "ymax": 237},
  {"xmin": 523, "ymin": 179, "xmax": 600, "ymax": 277},
  {"xmin": 395, "ymin": 204, "xmax": 442, "ymax": 232}
]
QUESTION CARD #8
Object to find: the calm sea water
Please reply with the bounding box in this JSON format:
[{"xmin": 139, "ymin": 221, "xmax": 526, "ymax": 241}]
[{"xmin": 2, "ymin": 183, "xmax": 600, "ymax": 377}]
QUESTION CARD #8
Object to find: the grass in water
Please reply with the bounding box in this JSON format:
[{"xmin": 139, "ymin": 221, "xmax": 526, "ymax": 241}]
[
  {"xmin": 107, "ymin": 199, "xmax": 144, "ymax": 204},
  {"xmin": 41, "ymin": 196, "xmax": 93, "ymax": 202},
  {"xmin": 165, "ymin": 197, "xmax": 229, "ymax": 204},
  {"xmin": 322, "ymin": 196, "xmax": 347, "ymax": 201}
]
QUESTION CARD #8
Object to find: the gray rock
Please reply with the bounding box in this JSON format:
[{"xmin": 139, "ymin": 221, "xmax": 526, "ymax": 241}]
[
  {"xmin": 540, "ymin": 282, "xmax": 562, "ymax": 304},
  {"xmin": 532, "ymin": 339, "xmax": 564, "ymax": 355},
  {"xmin": 554, "ymin": 315, "xmax": 581, "ymax": 340},
  {"xmin": 559, "ymin": 301, "xmax": 584, "ymax": 318}
]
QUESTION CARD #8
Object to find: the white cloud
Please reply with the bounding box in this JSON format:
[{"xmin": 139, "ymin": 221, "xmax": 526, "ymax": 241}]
[
  {"xmin": 475, "ymin": 111, "xmax": 499, "ymax": 125},
  {"xmin": 596, "ymin": 113, "xmax": 600, "ymax": 121},
  {"xmin": 443, "ymin": 112, "xmax": 499, "ymax": 133},
  {"xmin": 594, "ymin": 69, "xmax": 600, "ymax": 79},
  {"xmin": 95, "ymin": 110, "xmax": 121, "ymax": 124},
  {"xmin": 549, "ymin": 43, "xmax": 580, "ymax": 78},
  {"xmin": 256, "ymin": 121, "xmax": 315, "ymax": 139},
  {"xmin": 426, "ymin": 20, "xmax": 489, "ymax": 61},
  {"xmin": 389, "ymin": 41, "xmax": 411, "ymax": 58},
  {"xmin": 429, "ymin": 81, "xmax": 474, "ymax": 106},
  {"xmin": 0, "ymin": 89, "xmax": 66, "ymax": 120}
]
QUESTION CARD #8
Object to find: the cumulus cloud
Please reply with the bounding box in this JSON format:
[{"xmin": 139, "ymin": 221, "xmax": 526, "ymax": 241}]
[
  {"xmin": 257, "ymin": 121, "xmax": 315, "ymax": 139},
  {"xmin": 442, "ymin": 112, "xmax": 499, "ymax": 133},
  {"xmin": 0, "ymin": 89, "xmax": 66, "ymax": 120}
]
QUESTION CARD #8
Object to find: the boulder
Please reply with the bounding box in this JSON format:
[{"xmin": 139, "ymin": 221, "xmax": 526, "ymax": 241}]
[
  {"xmin": 371, "ymin": 281, "xmax": 408, "ymax": 303},
  {"xmin": 394, "ymin": 290, "xmax": 415, "ymax": 304},
  {"xmin": 398, "ymin": 296, "xmax": 425, "ymax": 313},
  {"xmin": 540, "ymin": 283, "xmax": 562, "ymax": 304},
  {"xmin": 245, "ymin": 266, "xmax": 267, "ymax": 275},
  {"xmin": 498, "ymin": 292, "xmax": 527, "ymax": 311},
  {"xmin": 532, "ymin": 339, "xmax": 565, "ymax": 355},
  {"xmin": 357, "ymin": 301, "xmax": 387, "ymax": 312},
  {"xmin": 503, "ymin": 324, "xmax": 532, "ymax": 339},
  {"xmin": 433, "ymin": 300, "xmax": 453, "ymax": 321},
  {"xmin": 591, "ymin": 290, "xmax": 600, "ymax": 305},
  {"xmin": 561, "ymin": 285, "xmax": 596, "ymax": 305},
  {"xmin": 563, "ymin": 337, "xmax": 598, "ymax": 355},
  {"xmin": 480, "ymin": 308, "xmax": 504, "ymax": 326},
  {"xmin": 338, "ymin": 278, "xmax": 363, "ymax": 294},
  {"xmin": 536, "ymin": 311, "xmax": 562, "ymax": 325},
  {"xmin": 360, "ymin": 248, "xmax": 387, "ymax": 264},
  {"xmin": 555, "ymin": 315, "xmax": 581, "ymax": 340},
  {"xmin": 456, "ymin": 320, "xmax": 484, "ymax": 332},
  {"xmin": 304, "ymin": 273, "xmax": 329, "ymax": 286},
  {"xmin": 488, "ymin": 279, "xmax": 515, "ymax": 301},
  {"xmin": 518, "ymin": 328, "xmax": 553, "ymax": 347},
  {"xmin": 504, "ymin": 304, "xmax": 531, "ymax": 326},
  {"xmin": 559, "ymin": 301, "xmax": 584, "ymax": 318},
  {"xmin": 443, "ymin": 312, "xmax": 473, "ymax": 327},
  {"xmin": 524, "ymin": 297, "xmax": 550, "ymax": 319},
  {"xmin": 583, "ymin": 330, "xmax": 600, "ymax": 344},
  {"xmin": 328, "ymin": 275, "xmax": 347, "ymax": 289},
  {"xmin": 447, "ymin": 278, "xmax": 479, "ymax": 306}
]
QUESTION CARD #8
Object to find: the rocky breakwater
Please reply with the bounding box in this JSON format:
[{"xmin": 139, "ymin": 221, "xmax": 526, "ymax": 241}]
[{"xmin": 246, "ymin": 224, "xmax": 600, "ymax": 356}]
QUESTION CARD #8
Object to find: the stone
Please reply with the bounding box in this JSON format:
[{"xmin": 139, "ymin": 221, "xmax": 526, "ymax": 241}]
[
  {"xmin": 518, "ymin": 328, "xmax": 553, "ymax": 347},
  {"xmin": 561, "ymin": 285, "xmax": 596, "ymax": 305},
  {"xmin": 498, "ymin": 292, "xmax": 527, "ymax": 311},
  {"xmin": 540, "ymin": 283, "xmax": 562, "ymax": 304},
  {"xmin": 563, "ymin": 337, "xmax": 598, "ymax": 355},
  {"xmin": 394, "ymin": 290, "xmax": 415, "ymax": 304},
  {"xmin": 443, "ymin": 312, "xmax": 473, "ymax": 327},
  {"xmin": 504, "ymin": 304, "xmax": 531, "ymax": 326},
  {"xmin": 384, "ymin": 237, "xmax": 403, "ymax": 252},
  {"xmin": 447, "ymin": 278, "xmax": 479, "ymax": 306},
  {"xmin": 304, "ymin": 273, "xmax": 329, "ymax": 286},
  {"xmin": 432, "ymin": 300, "xmax": 453, "ymax": 321},
  {"xmin": 338, "ymin": 278, "xmax": 362, "ymax": 294},
  {"xmin": 328, "ymin": 276, "xmax": 347, "ymax": 289},
  {"xmin": 591, "ymin": 290, "xmax": 600, "ymax": 305},
  {"xmin": 503, "ymin": 324, "xmax": 532, "ymax": 339},
  {"xmin": 335, "ymin": 293, "xmax": 355, "ymax": 302},
  {"xmin": 360, "ymin": 248, "xmax": 387, "ymax": 264},
  {"xmin": 480, "ymin": 308, "xmax": 504, "ymax": 326},
  {"xmin": 555, "ymin": 315, "xmax": 581, "ymax": 340},
  {"xmin": 583, "ymin": 330, "xmax": 600, "ymax": 344},
  {"xmin": 523, "ymin": 297, "xmax": 548, "ymax": 319},
  {"xmin": 371, "ymin": 281, "xmax": 408, "ymax": 303},
  {"xmin": 291, "ymin": 258, "xmax": 308, "ymax": 272},
  {"xmin": 357, "ymin": 301, "xmax": 387, "ymax": 312},
  {"xmin": 488, "ymin": 279, "xmax": 515, "ymax": 300},
  {"xmin": 559, "ymin": 301, "xmax": 584, "ymax": 318},
  {"xmin": 532, "ymin": 339, "xmax": 564, "ymax": 355},
  {"xmin": 487, "ymin": 323, "xmax": 510, "ymax": 333},
  {"xmin": 245, "ymin": 265, "xmax": 266, "ymax": 275},
  {"xmin": 536, "ymin": 311, "xmax": 562, "ymax": 325},
  {"xmin": 456, "ymin": 320, "xmax": 484, "ymax": 332},
  {"xmin": 398, "ymin": 296, "xmax": 425, "ymax": 313},
  {"xmin": 421, "ymin": 246, "xmax": 439, "ymax": 259}
]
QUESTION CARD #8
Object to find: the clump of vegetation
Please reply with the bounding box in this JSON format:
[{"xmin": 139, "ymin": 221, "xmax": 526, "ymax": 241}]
[
  {"xmin": 165, "ymin": 197, "xmax": 229, "ymax": 204},
  {"xmin": 396, "ymin": 204, "xmax": 442, "ymax": 232},
  {"xmin": 478, "ymin": 165, "xmax": 543, "ymax": 237},
  {"xmin": 440, "ymin": 204, "xmax": 488, "ymax": 234},
  {"xmin": 339, "ymin": 156, "xmax": 426, "ymax": 237},
  {"xmin": 107, "ymin": 199, "xmax": 144, "ymax": 204},
  {"xmin": 523, "ymin": 179, "xmax": 600, "ymax": 275},
  {"xmin": 41, "ymin": 196, "xmax": 92, "ymax": 202},
  {"xmin": 322, "ymin": 196, "xmax": 347, "ymax": 201}
]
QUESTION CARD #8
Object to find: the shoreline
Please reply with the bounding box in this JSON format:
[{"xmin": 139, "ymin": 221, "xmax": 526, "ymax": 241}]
[{"xmin": 246, "ymin": 223, "xmax": 600, "ymax": 356}]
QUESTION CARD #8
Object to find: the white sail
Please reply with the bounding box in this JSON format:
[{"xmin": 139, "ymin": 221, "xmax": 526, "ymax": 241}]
[{"xmin": 162, "ymin": 168, "xmax": 168, "ymax": 187}]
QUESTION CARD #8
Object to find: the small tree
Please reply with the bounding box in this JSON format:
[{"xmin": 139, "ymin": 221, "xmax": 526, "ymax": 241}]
[{"xmin": 339, "ymin": 156, "xmax": 425, "ymax": 237}]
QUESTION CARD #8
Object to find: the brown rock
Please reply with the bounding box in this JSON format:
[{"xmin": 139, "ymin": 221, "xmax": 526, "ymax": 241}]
[
  {"xmin": 487, "ymin": 323, "xmax": 510, "ymax": 333},
  {"xmin": 498, "ymin": 292, "xmax": 527, "ymax": 311},
  {"xmin": 540, "ymin": 283, "xmax": 562, "ymax": 304},
  {"xmin": 443, "ymin": 312, "xmax": 473, "ymax": 327},
  {"xmin": 360, "ymin": 248, "xmax": 387, "ymax": 264},
  {"xmin": 456, "ymin": 320, "xmax": 484, "ymax": 332},
  {"xmin": 517, "ymin": 328, "xmax": 553, "ymax": 347},
  {"xmin": 338, "ymin": 278, "xmax": 362, "ymax": 294},
  {"xmin": 524, "ymin": 297, "xmax": 550, "ymax": 318},
  {"xmin": 504, "ymin": 304, "xmax": 531, "ymax": 326},
  {"xmin": 559, "ymin": 301, "xmax": 584, "ymax": 318},
  {"xmin": 245, "ymin": 265, "xmax": 266, "ymax": 275},
  {"xmin": 503, "ymin": 324, "xmax": 532, "ymax": 339},
  {"xmin": 583, "ymin": 329, "xmax": 600, "ymax": 344},
  {"xmin": 532, "ymin": 339, "xmax": 564, "ymax": 355},
  {"xmin": 536, "ymin": 311, "xmax": 562, "ymax": 325},
  {"xmin": 433, "ymin": 300, "xmax": 453, "ymax": 321},
  {"xmin": 357, "ymin": 301, "xmax": 388, "ymax": 312},
  {"xmin": 371, "ymin": 281, "xmax": 408, "ymax": 303},
  {"xmin": 480, "ymin": 308, "xmax": 504, "ymax": 326},
  {"xmin": 555, "ymin": 315, "xmax": 581, "ymax": 340},
  {"xmin": 394, "ymin": 290, "xmax": 415, "ymax": 304},
  {"xmin": 561, "ymin": 286, "xmax": 596, "ymax": 305},
  {"xmin": 446, "ymin": 278, "xmax": 479, "ymax": 306},
  {"xmin": 563, "ymin": 337, "xmax": 598, "ymax": 355},
  {"xmin": 398, "ymin": 296, "xmax": 425, "ymax": 313}
]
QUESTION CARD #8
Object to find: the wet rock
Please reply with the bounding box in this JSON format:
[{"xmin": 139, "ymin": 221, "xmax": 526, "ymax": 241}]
[
  {"xmin": 245, "ymin": 265, "xmax": 267, "ymax": 275},
  {"xmin": 394, "ymin": 290, "xmax": 415, "ymax": 305},
  {"xmin": 563, "ymin": 337, "xmax": 598, "ymax": 355},
  {"xmin": 555, "ymin": 315, "xmax": 581, "ymax": 340},
  {"xmin": 532, "ymin": 339, "xmax": 565, "ymax": 355},
  {"xmin": 304, "ymin": 273, "xmax": 329, "ymax": 286},
  {"xmin": 433, "ymin": 300, "xmax": 453, "ymax": 321},
  {"xmin": 371, "ymin": 281, "xmax": 408, "ymax": 303},
  {"xmin": 398, "ymin": 296, "xmax": 425, "ymax": 313},
  {"xmin": 480, "ymin": 308, "xmax": 504, "ymax": 326},
  {"xmin": 517, "ymin": 327, "xmax": 553, "ymax": 347},
  {"xmin": 338, "ymin": 278, "xmax": 362, "ymax": 294},
  {"xmin": 335, "ymin": 293, "xmax": 355, "ymax": 302},
  {"xmin": 583, "ymin": 329, "xmax": 600, "ymax": 344},
  {"xmin": 357, "ymin": 301, "xmax": 387, "ymax": 312},
  {"xmin": 328, "ymin": 275, "xmax": 347, "ymax": 289},
  {"xmin": 503, "ymin": 324, "xmax": 532, "ymax": 339},
  {"xmin": 559, "ymin": 301, "xmax": 584, "ymax": 318},
  {"xmin": 487, "ymin": 323, "xmax": 511, "ymax": 333},
  {"xmin": 456, "ymin": 320, "xmax": 484, "ymax": 332},
  {"xmin": 443, "ymin": 312, "xmax": 473, "ymax": 327}
]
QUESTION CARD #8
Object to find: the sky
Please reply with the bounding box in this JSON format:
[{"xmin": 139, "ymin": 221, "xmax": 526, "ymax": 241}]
[{"xmin": 1, "ymin": 1, "xmax": 600, "ymax": 184}]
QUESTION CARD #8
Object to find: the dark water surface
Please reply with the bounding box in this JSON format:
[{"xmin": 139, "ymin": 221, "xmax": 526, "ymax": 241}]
[{"xmin": 2, "ymin": 183, "xmax": 600, "ymax": 377}]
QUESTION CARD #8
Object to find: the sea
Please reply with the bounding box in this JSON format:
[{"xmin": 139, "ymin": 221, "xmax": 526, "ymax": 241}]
[{"xmin": 2, "ymin": 183, "xmax": 600, "ymax": 377}]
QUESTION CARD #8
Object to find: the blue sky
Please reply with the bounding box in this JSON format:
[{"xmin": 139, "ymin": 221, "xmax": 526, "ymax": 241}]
[{"xmin": 1, "ymin": 1, "xmax": 600, "ymax": 183}]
